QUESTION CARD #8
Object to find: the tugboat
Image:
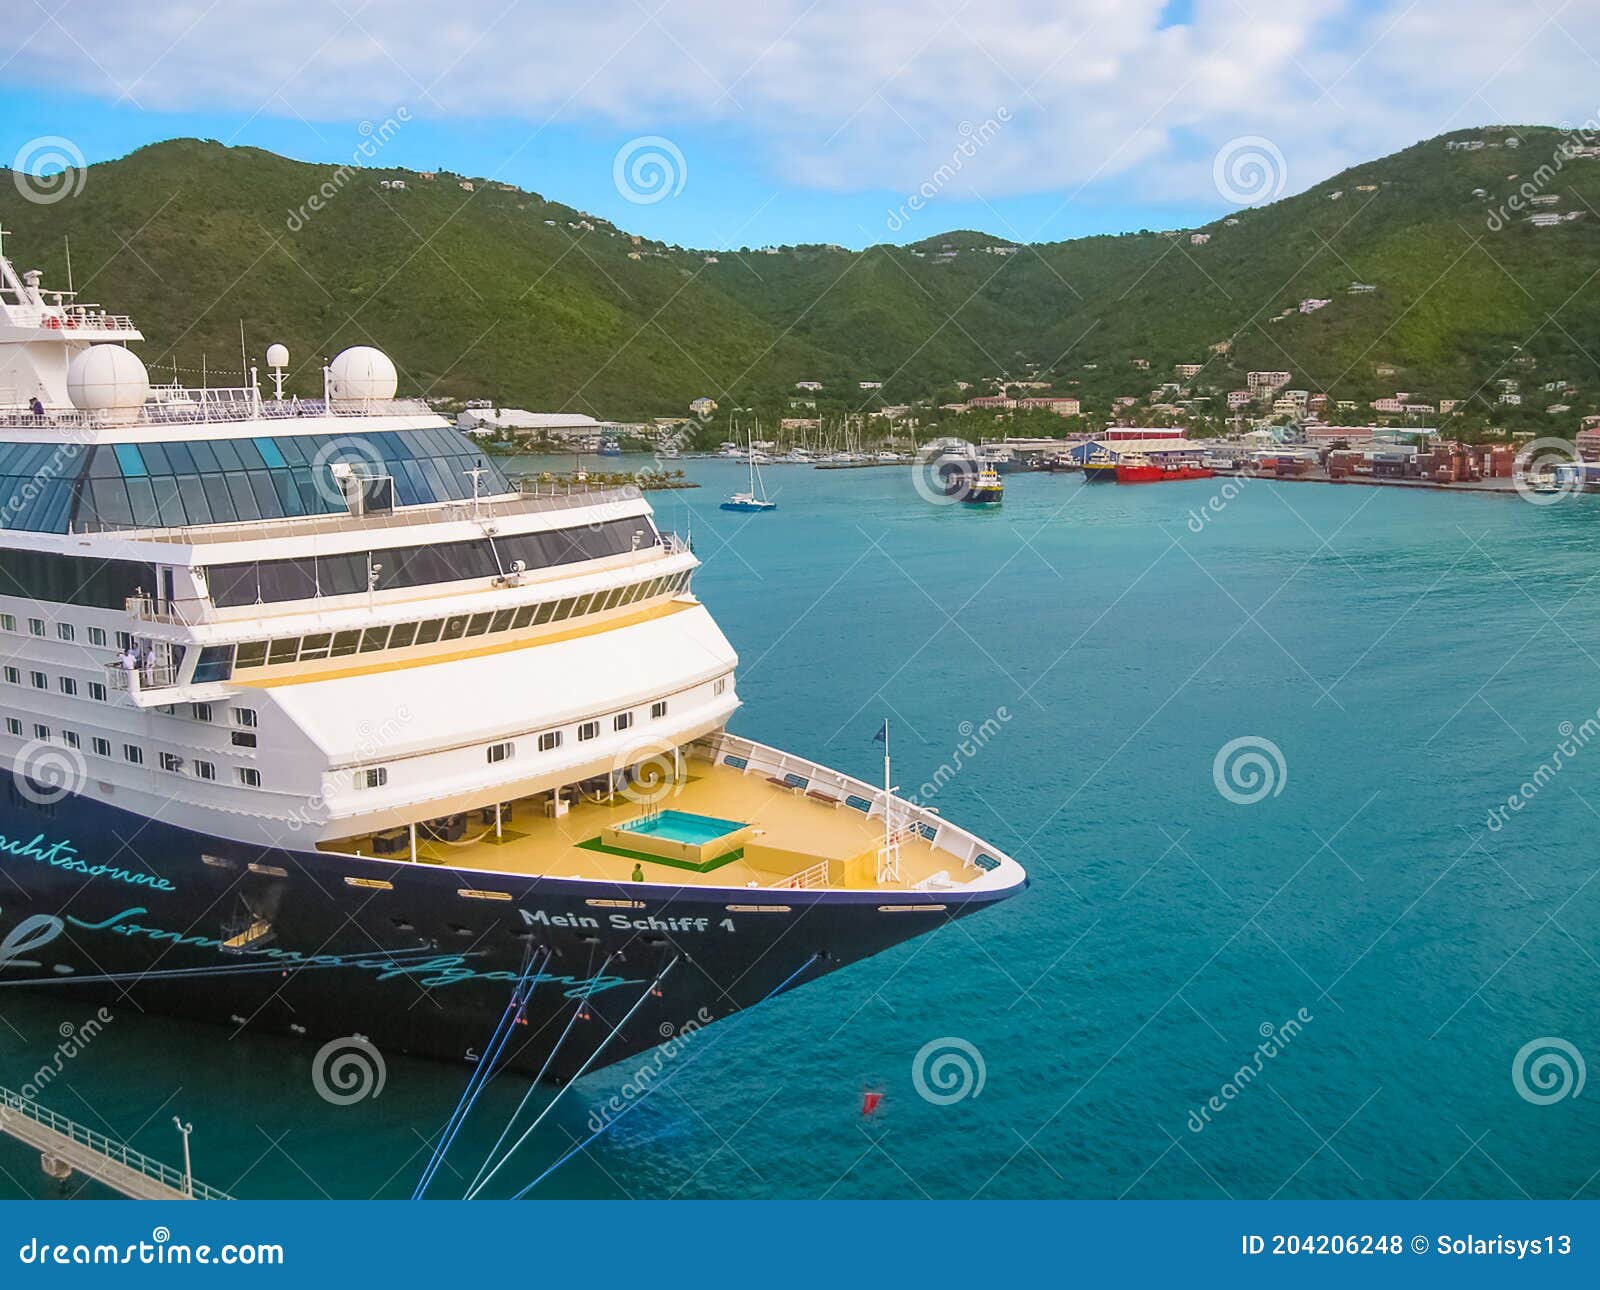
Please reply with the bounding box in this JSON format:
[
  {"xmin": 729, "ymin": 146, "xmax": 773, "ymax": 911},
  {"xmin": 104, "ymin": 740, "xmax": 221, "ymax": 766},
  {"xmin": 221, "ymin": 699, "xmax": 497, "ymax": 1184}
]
[
  {"xmin": 1081, "ymin": 449, "xmax": 1119, "ymax": 483},
  {"xmin": 954, "ymin": 464, "xmax": 1004, "ymax": 506},
  {"xmin": 1115, "ymin": 451, "xmax": 1215, "ymax": 483}
]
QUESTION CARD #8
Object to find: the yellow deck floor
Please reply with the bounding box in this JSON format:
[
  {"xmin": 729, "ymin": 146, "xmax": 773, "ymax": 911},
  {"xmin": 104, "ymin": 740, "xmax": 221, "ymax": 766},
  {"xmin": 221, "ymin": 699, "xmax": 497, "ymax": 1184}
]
[{"xmin": 323, "ymin": 755, "xmax": 966, "ymax": 891}]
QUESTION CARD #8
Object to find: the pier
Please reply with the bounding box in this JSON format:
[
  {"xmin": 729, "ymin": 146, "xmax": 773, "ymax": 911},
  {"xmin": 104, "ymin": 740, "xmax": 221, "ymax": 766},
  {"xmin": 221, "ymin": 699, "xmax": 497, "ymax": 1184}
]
[{"xmin": 0, "ymin": 1086, "xmax": 230, "ymax": 1200}]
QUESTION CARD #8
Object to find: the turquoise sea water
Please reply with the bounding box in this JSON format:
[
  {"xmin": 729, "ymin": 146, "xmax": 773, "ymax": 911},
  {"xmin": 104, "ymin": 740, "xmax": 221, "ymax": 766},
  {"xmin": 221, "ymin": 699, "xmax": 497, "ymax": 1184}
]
[{"xmin": 3, "ymin": 457, "xmax": 1597, "ymax": 1200}]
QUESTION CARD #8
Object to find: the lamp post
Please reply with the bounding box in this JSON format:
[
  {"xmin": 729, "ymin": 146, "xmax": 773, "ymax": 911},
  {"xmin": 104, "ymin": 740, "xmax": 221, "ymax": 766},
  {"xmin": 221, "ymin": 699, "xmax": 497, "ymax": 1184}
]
[{"xmin": 172, "ymin": 1116, "xmax": 193, "ymax": 1198}]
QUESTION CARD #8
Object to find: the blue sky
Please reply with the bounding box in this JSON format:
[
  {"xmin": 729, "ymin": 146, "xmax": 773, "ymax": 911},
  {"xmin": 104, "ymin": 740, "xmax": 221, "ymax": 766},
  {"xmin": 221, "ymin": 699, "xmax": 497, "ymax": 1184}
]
[{"xmin": 2, "ymin": 1, "xmax": 1593, "ymax": 250}]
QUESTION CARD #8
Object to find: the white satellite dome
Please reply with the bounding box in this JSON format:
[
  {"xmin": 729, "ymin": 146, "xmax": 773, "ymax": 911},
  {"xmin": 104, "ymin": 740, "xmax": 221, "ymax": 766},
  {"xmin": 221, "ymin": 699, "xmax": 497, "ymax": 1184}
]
[
  {"xmin": 67, "ymin": 345, "xmax": 150, "ymax": 412},
  {"xmin": 328, "ymin": 345, "xmax": 398, "ymax": 401},
  {"xmin": 266, "ymin": 343, "xmax": 289, "ymax": 368}
]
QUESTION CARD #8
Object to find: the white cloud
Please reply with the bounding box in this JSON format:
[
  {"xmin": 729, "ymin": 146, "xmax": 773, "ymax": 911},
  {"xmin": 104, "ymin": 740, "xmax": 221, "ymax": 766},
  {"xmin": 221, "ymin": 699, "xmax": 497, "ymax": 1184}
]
[{"xmin": 5, "ymin": 0, "xmax": 1596, "ymax": 218}]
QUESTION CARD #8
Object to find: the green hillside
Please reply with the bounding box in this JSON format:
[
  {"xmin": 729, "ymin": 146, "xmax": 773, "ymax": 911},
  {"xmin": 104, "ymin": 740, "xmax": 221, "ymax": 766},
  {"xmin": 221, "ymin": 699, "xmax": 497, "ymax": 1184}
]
[{"xmin": 2, "ymin": 128, "xmax": 1597, "ymax": 425}]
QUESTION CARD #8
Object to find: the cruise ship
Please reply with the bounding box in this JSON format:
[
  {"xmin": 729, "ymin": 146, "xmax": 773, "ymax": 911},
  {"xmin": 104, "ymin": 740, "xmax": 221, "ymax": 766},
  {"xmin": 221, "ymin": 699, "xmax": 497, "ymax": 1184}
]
[{"xmin": 0, "ymin": 238, "xmax": 1026, "ymax": 1081}]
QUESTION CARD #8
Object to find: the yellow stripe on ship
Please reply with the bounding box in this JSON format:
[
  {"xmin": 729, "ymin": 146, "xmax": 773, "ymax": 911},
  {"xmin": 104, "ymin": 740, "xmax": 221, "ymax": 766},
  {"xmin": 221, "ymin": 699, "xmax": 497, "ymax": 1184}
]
[{"xmin": 234, "ymin": 599, "xmax": 696, "ymax": 689}]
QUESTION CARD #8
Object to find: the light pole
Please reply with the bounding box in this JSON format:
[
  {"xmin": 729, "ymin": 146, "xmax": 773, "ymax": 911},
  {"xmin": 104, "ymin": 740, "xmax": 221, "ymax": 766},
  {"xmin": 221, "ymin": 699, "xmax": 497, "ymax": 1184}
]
[{"xmin": 173, "ymin": 1116, "xmax": 193, "ymax": 1198}]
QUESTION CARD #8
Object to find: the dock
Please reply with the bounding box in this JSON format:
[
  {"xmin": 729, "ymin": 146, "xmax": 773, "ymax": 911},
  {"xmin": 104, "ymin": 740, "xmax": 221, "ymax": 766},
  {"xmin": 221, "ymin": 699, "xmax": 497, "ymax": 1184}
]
[{"xmin": 0, "ymin": 1086, "xmax": 230, "ymax": 1200}]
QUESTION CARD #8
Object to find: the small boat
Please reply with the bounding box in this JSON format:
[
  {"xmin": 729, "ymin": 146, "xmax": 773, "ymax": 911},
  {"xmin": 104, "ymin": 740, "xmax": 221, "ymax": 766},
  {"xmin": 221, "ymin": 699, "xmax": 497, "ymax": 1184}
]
[
  {"xmin": 1115, "ymin": 451, "xmax": 1215, "ymax": 484},
  {"xmin": 1081, "ymin": 450, "xmax": 1119, "ymax": 483},
  {"xmin": 722, "ymin": 429, "xmax": 777, "ymax": 511},
  {"xmin": 953, "ymin": 465, "xmax": 1004, "ymax": 506},
  {"xmin": 597, "ymin": 438, "xmax": 623, "ymax": 457}
]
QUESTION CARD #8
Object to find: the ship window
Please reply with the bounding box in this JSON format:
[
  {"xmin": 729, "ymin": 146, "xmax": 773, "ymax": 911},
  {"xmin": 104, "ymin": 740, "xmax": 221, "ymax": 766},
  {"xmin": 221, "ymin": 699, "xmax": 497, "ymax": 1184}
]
[
  {"xmin": 599, "ymin": 586, "xmax": 624, "ymax": 612},
  {"xmin": 235, "ymin": 641, "xmax": 268, "ymax": 669},
  {"xmin": 415, "ymin": 619, "xmax": 443, "ymax": 645},
  {"xmin": 715, "ymin": 677, "xmax": 727, "ymax": 695},
  {"xmin": 116, "ymin": 632, "xmax": 134, "ymax": 651},
  {"xmin": 267, "ymin": 638, "xmax": 298, "ymax": 665},
  {"xmin": 234, "ymin": 708, "xmax": 258, "ymax": 727},
  {"xmin": 123, "ymin": 743, "xmax": 143, "ymax": 764},
  {"xmin": 88, "ymin": 681, "xmax": 106, "ymax": 701},
  {"xmin": 56, "ymin": 623, "xmax": 74, "ymax": 642},
  {"xmin": 360, "ymin": 626, "xmax": 391, "ymax": 652},
  {"xmin": 441, "ymin": 615, "xmax": 469, "ymax": 641},
  {"xmin": 28, "ymin": 618, "xmax": 44, "ymax": 636},
  {"xmin": 578, "ymin": 720, "xmax": 599, "ymax": 742},
  {"xmin": 488, "ymin": 742, "xmax": 515, "ymax": 763},
  {"xmin": 651, "ymin": 701, "xmax": 667, "ymax": 719},
  {"xmin": 193, "ymin": 703, "xmax": 213, "ymax": 722},
  {"xmin": 33, "ymin": 724, "xmax": 49, "ymax": 740},
  {"xmin": 511, "ymin": 605, "xmax": 535, "ymax": 629},
  {"xmin": 298, "ymin": 634, "xmax": 332, "ymax": 661},
  {"xmin": 537, "ymin": 731, "xmax": 561, "ymax": 752},
  {"xmin": 231, "ymin": 731, "xmax": 257, "ymax": 748},
  {"xmin": 357, "ymin": 767, "xmax": 388, "ymax": 788},
  {"xmin": 489, "ymin": 608, "xmax": 515, "ymax": 633},
  {"xmin": 62, "ymin": 731, "xmax": 79, "ymax": 749},
  {"xmin": 388, "ymin": 622, "xmax": 417, "ymax": 649},
  {"xmin": 330, "ymin": 630, "xmax": 360, "ymax": 658},
  {"xmin": 614, "ymin": 712, "xmax": 632, "ymax": 732},
  {"xmin": 88, "ymin": 627, "xmax": 107, "ymax": 646},
  {"xmin": 194, "ymin": 760, "xmax": 216, "ymax": 781},
  {"xmin": 552, "ymin": 598, "xmax": 577, "ymax": 621},
  {"xmin": 238, "ymin": 768, "xmax": 261, "ymax": 788},
  {"xmin": 193, "ymin": 645, "xmax": 234, "ymax": 683},
  {"xmin": 0, "ymin": 614, "xmax": 12, "ymax": 631},
  {"xmin": 2, "ymin": 667, "xmax": 16, "ymax": 684},
  {"xmin": 91, "ymin": 737, "xmax": 110, "ymax": 756},
  {"xmin": 465, "ymin": 613, "xmax": 492, "ymax": 637},
  {"xmin": 4, "ymin": 719, "xmax": 19, "ymax": 736},
  {"xmin": 58, "ymin": 677, "xmax": 76, "ymax": 696},
  {"xmin": 159, "ymin": 752, "xmax": 183, "ymax": 773},
  {"xmin": 30, "ymin": 671, "xmax": 46, "ymax": 690},
  {"xmin": 533, "ymin": 601, "xmax": 555, "ymax": 625}
]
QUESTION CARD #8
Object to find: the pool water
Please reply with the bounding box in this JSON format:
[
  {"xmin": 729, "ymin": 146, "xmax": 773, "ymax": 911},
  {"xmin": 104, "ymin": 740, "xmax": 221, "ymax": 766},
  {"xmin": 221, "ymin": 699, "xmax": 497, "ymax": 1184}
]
[{"xmin": 617, "ymin": 809, "xmax": 746, "ymax": 845}]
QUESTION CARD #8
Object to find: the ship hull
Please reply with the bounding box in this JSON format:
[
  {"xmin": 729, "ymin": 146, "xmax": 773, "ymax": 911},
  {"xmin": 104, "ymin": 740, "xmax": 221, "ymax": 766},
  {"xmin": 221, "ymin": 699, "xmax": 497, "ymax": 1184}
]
[
  {"xmin": 1081, "ymin": 464, "xmax": 1118, "ymax": 483},
  {"xmin": 0, "ymin": 787, "xmax": 1015, "ymax": 1084},
  {"xmin": 1115, "ymin": 464, "xmax": 1216, "ymax": 483}
]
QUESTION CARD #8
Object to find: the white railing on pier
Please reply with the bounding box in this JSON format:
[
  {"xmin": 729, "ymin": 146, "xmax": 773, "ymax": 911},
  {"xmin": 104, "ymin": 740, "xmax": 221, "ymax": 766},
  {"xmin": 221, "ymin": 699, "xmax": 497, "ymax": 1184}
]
[{"xmin": 0, "ymin": 1086, "xmax": 230, "ymax": 1201}]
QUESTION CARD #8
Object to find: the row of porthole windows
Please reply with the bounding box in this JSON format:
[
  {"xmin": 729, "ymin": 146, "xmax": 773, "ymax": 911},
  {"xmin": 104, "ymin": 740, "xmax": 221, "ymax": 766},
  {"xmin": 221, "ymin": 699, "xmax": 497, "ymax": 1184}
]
[
  {"xmin": 214, "ymin": 569, "xmax": 693, "ymax": 680},
  {"xmin": 3, "ymin": 668, "xmax": 258, "ymax": 744},
  {"xmin": 1, "ymin": 612, "xmax": 124, "ymax": 650},
  {"xmin": 352, "ymin": 700, "xmax": 676, "ymax": 789},
  {"xmin": 0, "ymin": 721, "xmax": 260, "ymax": 787}
]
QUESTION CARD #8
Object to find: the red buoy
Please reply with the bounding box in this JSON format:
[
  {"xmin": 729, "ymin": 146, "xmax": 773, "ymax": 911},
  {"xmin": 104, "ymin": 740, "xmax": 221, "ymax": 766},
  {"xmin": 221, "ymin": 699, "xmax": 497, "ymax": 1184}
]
[{"xmin": 862, "ymin": 1091, "xmax": 883, "ymax": 1116}]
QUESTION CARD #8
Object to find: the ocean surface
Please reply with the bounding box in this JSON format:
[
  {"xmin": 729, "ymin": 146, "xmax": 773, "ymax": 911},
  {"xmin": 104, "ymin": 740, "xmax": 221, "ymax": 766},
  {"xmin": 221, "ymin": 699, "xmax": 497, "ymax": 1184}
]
[{"xmin": 3, "ymin": 456, "xmax": 1597, "ymax": 1200}]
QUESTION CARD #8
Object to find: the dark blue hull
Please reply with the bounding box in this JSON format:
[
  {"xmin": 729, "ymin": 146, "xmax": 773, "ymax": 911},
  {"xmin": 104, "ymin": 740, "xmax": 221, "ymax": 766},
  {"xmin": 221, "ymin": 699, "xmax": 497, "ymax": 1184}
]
[{"xmin": 0, "ymin": 786, "xmax": 1016, "ymax": 1082}]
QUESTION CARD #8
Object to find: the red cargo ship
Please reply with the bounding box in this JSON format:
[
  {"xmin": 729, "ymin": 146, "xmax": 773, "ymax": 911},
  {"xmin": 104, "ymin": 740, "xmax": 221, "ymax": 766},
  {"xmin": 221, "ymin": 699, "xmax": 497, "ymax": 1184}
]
[{"xmin": 1114, "ymin": 452, "xmax": 1215, "ymax": 484}]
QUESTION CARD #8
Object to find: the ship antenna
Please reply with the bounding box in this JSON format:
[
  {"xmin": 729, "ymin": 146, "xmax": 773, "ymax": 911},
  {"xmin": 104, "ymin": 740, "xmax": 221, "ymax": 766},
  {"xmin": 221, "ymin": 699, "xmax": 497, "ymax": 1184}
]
[{"xmin": 64, "ymin": 235, "xmax": 73, "ymax": 295}]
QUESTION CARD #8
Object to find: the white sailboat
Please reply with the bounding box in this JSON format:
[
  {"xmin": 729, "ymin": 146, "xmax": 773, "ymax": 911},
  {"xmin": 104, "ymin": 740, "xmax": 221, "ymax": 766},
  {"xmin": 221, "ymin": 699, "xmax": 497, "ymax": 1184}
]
[{"xmin": 721, "ymin": 423, "xmax": 777, "ymax": 511}]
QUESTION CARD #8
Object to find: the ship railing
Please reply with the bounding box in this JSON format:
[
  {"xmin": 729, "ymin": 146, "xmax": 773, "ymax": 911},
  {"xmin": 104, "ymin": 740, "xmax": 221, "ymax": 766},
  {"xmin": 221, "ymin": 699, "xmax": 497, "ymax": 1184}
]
[
  {"xmin": 770, "ymin": 860, "xmax": 830, "ymax": 890},
  {"xmin": 125, "ymin": 595, "xmax": 209, "ymax": 626},
  {"xmin": 104, "ymin": 660, "xmax": 180, "ymax": 691},
  {"xmin": 85, "ymin": 485, "xmax": 651, "ymax": 543},
  {"xmin": 0, "ymin": 1085, "xmax": 230, "ymax": 1200},
  {"xmin": 698, "ymin": 732, "xmax": 1005, "ymax": 876}
]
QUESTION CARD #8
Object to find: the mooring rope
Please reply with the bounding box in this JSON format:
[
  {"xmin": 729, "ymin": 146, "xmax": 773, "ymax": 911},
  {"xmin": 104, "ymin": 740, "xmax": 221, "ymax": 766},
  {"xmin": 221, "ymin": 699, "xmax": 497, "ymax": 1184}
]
[
  {"xmin": 506, "ymin": 952, "xmax": 821, "ymax": 1200},
  {"xmin": 413, "ymin": 947, "xmax": 549, "ymax": 1199},
  {"xmin": 465, "ymin": 951, "xmax": 617, "ymax": 1197},
  {"xmin": 503, "ymin": 952, "xmax": 821, "ymax": 1200},
  {"xmin": 466, "ymin": 953, "xmax": 679, "ymax": 1200}
]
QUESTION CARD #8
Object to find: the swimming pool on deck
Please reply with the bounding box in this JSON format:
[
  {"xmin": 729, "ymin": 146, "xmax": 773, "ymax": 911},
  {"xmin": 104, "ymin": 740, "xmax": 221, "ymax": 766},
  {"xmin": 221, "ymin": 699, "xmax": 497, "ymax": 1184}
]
[{"xmin": 602, "ymin": 808, "xmax": 753, "ymax": 867}]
